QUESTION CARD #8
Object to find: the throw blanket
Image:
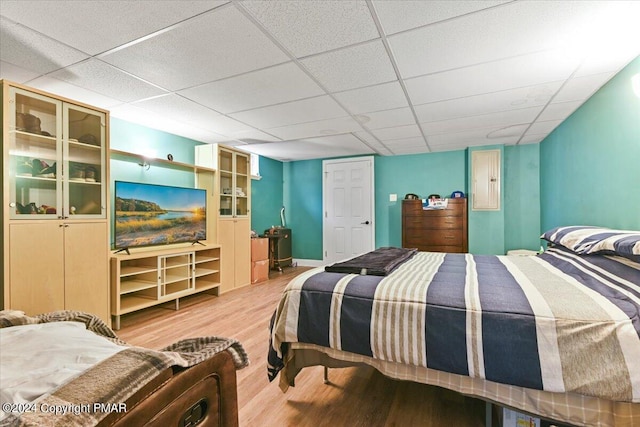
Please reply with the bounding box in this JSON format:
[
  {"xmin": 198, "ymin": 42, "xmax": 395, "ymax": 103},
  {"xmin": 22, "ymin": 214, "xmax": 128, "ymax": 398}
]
[
  {"xmin": 0, "ymin": 310, "xmax": 249, "ymax": 427},
  {"xmin": 269, "ymin": 247, "xmax": 640, "ymax": 402},
  {"xmin": 324, "ymin": 247, "xmax": 417, "ymax": 276}
]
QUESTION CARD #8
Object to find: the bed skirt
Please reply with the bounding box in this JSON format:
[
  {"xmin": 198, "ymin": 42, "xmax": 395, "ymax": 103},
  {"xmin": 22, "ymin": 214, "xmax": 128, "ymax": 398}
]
[{"xmin": 282, "ymin": 343, "xmax": 640, "ymax": 427}]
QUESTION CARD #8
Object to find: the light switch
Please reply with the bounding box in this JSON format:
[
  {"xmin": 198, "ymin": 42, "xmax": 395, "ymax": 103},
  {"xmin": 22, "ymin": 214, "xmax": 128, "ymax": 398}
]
[{"xmin": 390, "ymin": 193, "xmax": 397, "ymax": 202}]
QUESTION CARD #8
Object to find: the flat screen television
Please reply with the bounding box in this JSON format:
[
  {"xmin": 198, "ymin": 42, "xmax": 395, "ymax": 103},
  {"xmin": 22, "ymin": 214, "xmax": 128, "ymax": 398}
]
[{"xmin": 114, "ymin": 181, "xmax": 206, "ymax": 253}]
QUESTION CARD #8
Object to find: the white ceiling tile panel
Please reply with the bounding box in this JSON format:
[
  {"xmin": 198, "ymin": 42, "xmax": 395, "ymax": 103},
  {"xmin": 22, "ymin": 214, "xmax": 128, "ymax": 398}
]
[
  {"xmin": 242, "ymin": 134, "xmax": 374, "ymax": 161},
  {"xmin": 0, "ymin": 60, "xmax": 42, "ymax": 83},
  {"xmin": 389, "ymin": 1, "xmax": 610, "ymax": 78},
  {"xmin": 414, "ymin": 82, "xmax": 562, "ymax": 123},
  {"xmin": 229, "ymin": 95, "xmax": 348, "ymax": 129},
  {"xmin": 537, "ymin": 101, "xmax": 583, "ymax": 122},
  {"xmin": 360, "ymin": 107, "xmax": 416, "ymax": 130},
  {"xmin": 383, "ymin": 136, "xmax": 427, "ymax": 148},
  {"xmin": 240, "ymin": 0, "xmax": 379, "ymax": 58},
  {"xmin": 552, "ymin": 73, "xmax": 615, "ymax": 103},
  {"xmin": 405, "ymin": 50, "xmax": 580, "ymax": 105},
  {"xmin": 300, "ymin": 40, "xmax": 397, "ymax": 92},
  {"xmin": 421, "ymin": 107, "xmax": 541, "ymax": 136},
  {"xmin": 390, "ymin": 146, "xmax": 431, "ymax": 155},
  {"xmin": 371, "ymin": 124, "xmax": 422, "ymax": 141},
  {"xmin": 100, "ymin": 6, "xmax": 290, "ymax": 91},
  {"xmin": 0, "ymin": 1, "xmax": 227, "ymax": 56},
  {"xmin": 428, "ymin": 125, "xmax": 528, "ymax": 148},
  {"xmin": 49, "ymin": 59, "xmax": 167, "ymax": 102},
  {"xmin": 266, "ymin": 116, "xmax": 364, "ymax": 141},
  {"xmin": 519, "ymin": 134, "xmax": 546, "ymax": 145},
  {"xmin": 178, "ymin": 62, "xmax": 324, "ymax": 114},
  {"xmin": 333, "ymin": 81, "xmax": 408, "ymax": 114},
  {"xmin": 372, "ymin": 0, "xmax": 508, "ymax": 35},
  {"xmin": 0, "ymin": 17, "xmax": 88, "ymax": 74},
  {"xmin": 131, "ymin": 94, "xmax": 223, "ymax": 126},
  {"xmin": 109, "ymin": 103, "xmax": 227, "ymax": 143},
  {"xmin": 229, "ymin": 129, "xmax": 282, "ymax": 144},
  {"xmin": 26, "ymin": 76, "xmax": 124, "ymax": 109},
  {"xmin": 525, "ymin": 120, "xmax": 564, "ymax": 136}
]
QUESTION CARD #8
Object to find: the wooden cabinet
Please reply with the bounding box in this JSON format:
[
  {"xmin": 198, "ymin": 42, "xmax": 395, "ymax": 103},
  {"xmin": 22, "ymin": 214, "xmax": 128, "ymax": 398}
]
[
  {"xmin": 195, "ymin": 144, "xmax": 251, "ymax": 292},
  {"xmin": 110, "ymin": 244, "xmax": 221, "ymax": 329},
  {"xmin": 1, "ymin": 80, "xmax": 110, "ymax": 323},
  {"xmin": 402, "ymin": 198, "xmax": 468, "ymax": 253}
]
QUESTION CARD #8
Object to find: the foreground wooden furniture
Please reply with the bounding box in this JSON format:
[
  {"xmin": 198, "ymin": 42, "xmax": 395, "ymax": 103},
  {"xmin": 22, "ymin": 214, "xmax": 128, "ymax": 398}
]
[
  {"xmin": 402, "ymin": 198, "xmax": 468, "ymax": 253},
  {"xmin": 1, "ymin": 79, "xmax": 110, "ymax": 324}
]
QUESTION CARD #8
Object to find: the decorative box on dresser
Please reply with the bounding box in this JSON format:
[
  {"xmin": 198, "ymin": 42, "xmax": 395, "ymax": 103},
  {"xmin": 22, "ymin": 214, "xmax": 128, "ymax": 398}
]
[{"xmin": 402, "ymin": 198, "xmax": 468, "ymax": 253}]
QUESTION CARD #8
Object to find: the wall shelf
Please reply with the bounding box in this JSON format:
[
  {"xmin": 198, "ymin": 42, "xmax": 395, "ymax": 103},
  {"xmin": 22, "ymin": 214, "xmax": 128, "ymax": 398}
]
[{"xmin": 110, "ymin": 149, "xmax": 216, "ymax": 173}]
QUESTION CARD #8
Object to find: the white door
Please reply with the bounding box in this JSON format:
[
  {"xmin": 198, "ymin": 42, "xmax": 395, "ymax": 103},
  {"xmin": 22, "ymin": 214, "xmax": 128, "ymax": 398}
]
[{"xmin": 323, "ymin": 156, "xmax": 375, "ymax": 264}]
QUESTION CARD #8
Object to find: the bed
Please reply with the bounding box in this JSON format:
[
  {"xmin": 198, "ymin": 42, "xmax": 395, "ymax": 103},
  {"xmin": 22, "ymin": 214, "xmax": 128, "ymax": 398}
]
[
  {"xmin": 0, "ymin": 310, "xmax": 249, "ymax": 427},
  {"xmin": 268, "ymin": 227, "xmax": 640, "ymax": 427}
]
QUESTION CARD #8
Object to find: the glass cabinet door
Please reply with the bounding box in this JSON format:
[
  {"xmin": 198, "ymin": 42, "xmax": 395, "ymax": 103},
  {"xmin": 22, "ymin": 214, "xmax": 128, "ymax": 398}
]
[
  {"xmin": 234, "ymin": 151, "xmax": 249, "ymax": 217},
  {"xmin": 64, "ymin": 103, "xmax": 106, "ymax": 218},
  {"xmin": 8, "ymin": 87, "xmax": 62, "ymax": 219},
  {"xmin": 217, "ymin": 148, "xmax": 249, "ymax": 218}
]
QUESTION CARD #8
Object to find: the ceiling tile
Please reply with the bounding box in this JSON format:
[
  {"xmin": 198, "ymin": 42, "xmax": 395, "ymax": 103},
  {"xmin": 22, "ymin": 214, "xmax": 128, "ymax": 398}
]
[
  {"xmin": 373, "ymin": 0, "xmax": 508, "ymax": 35},
  {"xmin": 414, "ymin": 81, "xmax": 562, "ymax": 123},
  {"xmin": 537, "ymin": 100, "xmax": 582, "ymax": 122},
  {"xmin": 266, "ymin": 116, "xmax": 364, "ymax": 141},
  {"xmin": 389, "ymin": 1, "xmax": 609, "ymax": 78},
  {"xmin": 389, "ymin": 145, "xmax": 431, "ymax": 155},
  {"xmin": 240, "ymin": 0, "xmax": 379, "ymax": 58},
  {"xmin": 26, "ymin": 75, "xmax": 124, "ymax": 109},
  {"xmin": 0, "ymin": 60, "xmax": 41, "ymax": 83},
  {"xmin": 525, "ymin": 120, "xmax": 563, "ymax": 136},
  {"xmin": 383, "ymin": 136, "xmax": 427, "ymax": 148},
  {"xmin": 421, "ymin": 107, "xmax": 541, "ymax": 136},
  {"xmin": 0, "ymin": 16, "xmax": 88, "ymax": 74},
  {"xmin": 178, "ymin": 62, "xmax": 324, "ymax": 114},
  {"xmin": 428, "ymin": 125, "xmax": 528, "ymax": 148},
  {"xmin": 553, "ymin": 73, "xmax": 615, "ymax": 103},
  {"xmin": 301, "ymin": 40, "xmax": 397, "ymax": 92},
  {"xmin": 132, "ymin": 94, "xmax": 223, "ymax": 126},
  {"xmin": 519, "ymin": 134, "xmax": 546, "ymax": 145},
  {"xmin": 100, "ymin": 6, "xmax": 289, "ymax": 91},
  {"xmin": 0, "ymin": 1, "xmax": 226, "ymax": 55},
  {"xmin": 370, "ymin": 124, "xmax": 422, "ymax": 141},
  {"xmin": 405, "ymin": 49, "xmax": 580, "ymax": 105},
  {"xmin": 49, "ymin": 59, "xmax": 167, "ymax": 102},
  {"xmin": 229, "ymin": 129, "xmax": 281, "ymax": 144},
  {"xmin": 242, "ymin": 134, "xmax": 374, "ymax": 161},
  {"xmin": 361, "ymin": 107, "xmax": 416, "ymax": 130},
  {"xmin": 229, "ymin": 95, "xmax": 348, "ymax": 129},
  {"xmin": 333, "ymin": 81, "xmax": 408, "ymax": 114},
  {"xmin": 109, "ymin": 103, "xmax": 228, "ymax": 143}
]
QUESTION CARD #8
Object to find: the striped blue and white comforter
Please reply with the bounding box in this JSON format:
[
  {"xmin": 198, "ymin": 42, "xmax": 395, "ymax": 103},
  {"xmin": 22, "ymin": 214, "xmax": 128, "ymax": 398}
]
[{"xmin": 268, "ymin": 247, "xmax": 640, "ymax": 402}]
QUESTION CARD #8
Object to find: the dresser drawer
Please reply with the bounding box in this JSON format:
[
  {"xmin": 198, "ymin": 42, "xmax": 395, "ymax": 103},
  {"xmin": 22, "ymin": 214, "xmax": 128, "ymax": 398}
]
[
  {"xmin": 404, "ymin": 229, "xmax": 464, "ymax": 247},
  {"xmin": 403, "ymin": 215, "xmax": 461, "ymax": 230}
]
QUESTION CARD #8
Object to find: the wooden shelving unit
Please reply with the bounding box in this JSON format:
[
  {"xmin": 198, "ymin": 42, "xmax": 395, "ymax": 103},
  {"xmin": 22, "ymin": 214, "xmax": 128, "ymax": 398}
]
[{"xmin": 110, "ymin": 243, "xmax": 221, "ymax": 329}]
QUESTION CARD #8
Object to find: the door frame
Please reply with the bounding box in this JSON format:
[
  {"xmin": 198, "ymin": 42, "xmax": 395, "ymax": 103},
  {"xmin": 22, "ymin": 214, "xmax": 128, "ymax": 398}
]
[{"xmin": 322, "ymin": 156, "xmax": 376, "ymax": 263}]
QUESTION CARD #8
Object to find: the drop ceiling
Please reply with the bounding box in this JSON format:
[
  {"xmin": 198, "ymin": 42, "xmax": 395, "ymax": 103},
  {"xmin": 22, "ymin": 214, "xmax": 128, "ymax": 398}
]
[{"xmin": 1, "ymin": 0, "xmax": 639, "ymax": 161}]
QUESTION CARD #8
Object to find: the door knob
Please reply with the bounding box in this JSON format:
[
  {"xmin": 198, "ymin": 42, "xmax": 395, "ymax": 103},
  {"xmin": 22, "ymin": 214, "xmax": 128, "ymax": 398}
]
[{"xmin": 361, "ymin": 220, "xmax": 370, "ymax": 225}]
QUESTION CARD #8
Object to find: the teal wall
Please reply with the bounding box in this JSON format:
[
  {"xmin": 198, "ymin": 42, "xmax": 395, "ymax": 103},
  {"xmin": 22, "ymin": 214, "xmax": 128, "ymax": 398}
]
[
  {"xmin": 540, "ymin": 56, "xmax": 640, "ymax": 231},
  {"xmin": 504, "ymin": 143, "xmax": 541, "ymax": 252},
  {"xmin": 375, "ymin": 151, "xmax": 467, "ymax": 248},
  {"xmin": 251, "ymin": 155, "xmax": 283, "ymax": 234}
]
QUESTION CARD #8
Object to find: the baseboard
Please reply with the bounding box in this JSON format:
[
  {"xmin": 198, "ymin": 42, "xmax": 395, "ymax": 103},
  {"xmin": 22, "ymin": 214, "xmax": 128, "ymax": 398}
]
[{"xmin": 293, "ymin": 258, "xmax": 324, "ymax": 267}]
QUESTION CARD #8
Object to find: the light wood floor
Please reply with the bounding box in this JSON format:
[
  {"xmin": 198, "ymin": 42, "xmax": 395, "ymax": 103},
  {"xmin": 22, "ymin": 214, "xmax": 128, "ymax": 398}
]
[{"xmin": 117, "ymin": 266, "xmax": 493, "ymax": 427}]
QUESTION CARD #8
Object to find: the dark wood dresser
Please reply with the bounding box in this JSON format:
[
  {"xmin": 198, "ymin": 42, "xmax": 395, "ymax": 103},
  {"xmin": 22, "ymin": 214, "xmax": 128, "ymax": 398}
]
[{"xmin": 402, "ymin": 198, "xmax": 468, "ymax": 253}]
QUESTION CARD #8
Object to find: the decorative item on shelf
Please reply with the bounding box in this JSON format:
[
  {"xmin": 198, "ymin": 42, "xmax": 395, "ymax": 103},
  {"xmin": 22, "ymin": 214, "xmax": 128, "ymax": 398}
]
[
  {"xmin": 16, "ymin": 112, "xmax": 41, "ymax": 134},
  {"xmin": 78, "ymin": 133, "xmax": 98, "ymax": 146},
  {"xmin": 404, "ymin": 193, "xmax": 420, "ymax": 200},
  {"xmin": 69, "ymin": 162, "xmax": 85, "ymax": 181},
  {"xmin": 450, "ymin": 190, "xmax": 465, "ymax": 198},
  {"xmin": 85, "ymin": 166, "xmax": 97, "ymax": 182},
  {"xmin": 167, "ymin": 153, "xmax": 174, "ymax": 161},
  {"xmin": 32, "ymin": 159, "xmax": 56, "ymax": 178}
]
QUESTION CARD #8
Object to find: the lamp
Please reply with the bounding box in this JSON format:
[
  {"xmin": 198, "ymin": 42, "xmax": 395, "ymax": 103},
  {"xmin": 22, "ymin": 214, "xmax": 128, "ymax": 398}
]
[
  {"xmin": 138, "ymin": 159, "xmax": 150, "ymax": 170},
  {"xmin": 632, "ymin": 73, "xmax": 640, "ymax": 98}
]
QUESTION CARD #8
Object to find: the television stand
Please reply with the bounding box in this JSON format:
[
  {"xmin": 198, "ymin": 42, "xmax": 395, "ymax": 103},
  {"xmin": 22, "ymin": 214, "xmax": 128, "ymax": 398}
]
[
  {"xmin": 113, "ymin": 247, "xmax": 131, "ymax": 255},
  {"xmin": 192, "ymin": 240, "xmax": 206, "ymax": 246},
  {"xmin": 110, "ymin": 244, "xmax": 221, "ymax": 329}
]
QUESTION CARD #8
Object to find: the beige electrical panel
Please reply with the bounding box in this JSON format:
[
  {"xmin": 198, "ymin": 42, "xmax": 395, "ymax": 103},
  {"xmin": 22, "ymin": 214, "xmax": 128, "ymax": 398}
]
[{"xmin": 471, "ymin": 149, "xmax": 501, "ymax": 211}]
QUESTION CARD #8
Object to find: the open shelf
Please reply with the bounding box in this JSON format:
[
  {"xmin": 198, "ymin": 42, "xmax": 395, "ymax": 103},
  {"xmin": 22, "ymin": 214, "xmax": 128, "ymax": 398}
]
[{"xmin": 111, "ymin": 244, "xmax": 221, "ymax": 329}]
